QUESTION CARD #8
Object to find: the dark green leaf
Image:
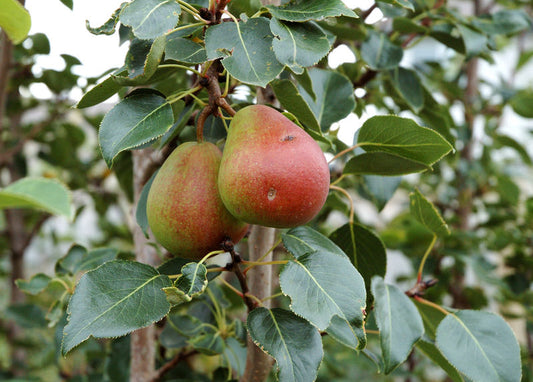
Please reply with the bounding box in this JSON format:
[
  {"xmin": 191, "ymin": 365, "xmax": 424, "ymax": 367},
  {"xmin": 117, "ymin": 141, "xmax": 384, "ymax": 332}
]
[
  {"xmin": 392, "ymin": 17, "xmax": 428, "ymax": 33},
  {"xmin": 417, "ymin": 339, "xmax": 464, "ymax": 382},
  {"xmin": 103, "ymin": 336, "xmax": 130, "ymax": 382},
  {"xmin": 247, "ymin": 307, "xmax": 323, "ymax": 382},
  {"xmin": 414, "ymin": 300, "xmax": 446, "ymax": 340},
  {"xmin": 436, "ymin": 310, "xmax": 521, "ymax": 382},
  {"xmin": 271, "ymin": 79, "xmax": 321, "ymax": 132},
  {"xmin": 6, "ymin": 304, "xmax": 47, "ymax": 328},
  {"xmin": 270, "ymin": 19, "xmax": 331, "ymax": 75},
  {"xmin": 165, "ymin": 36, "xmax": 207, "ymax": 64},
  {"xmin": 361, "ymin": 175, "xmax": 402, "ymax": 210},
  {"xmin": 357, "ymin": 115, "xmax": 454, "ymax": 167},
  {"xmin": 497, "ymin": 175, "xmax": 520, "ymax": 205},
  {"xmin": 344, "ymin": 152, "xmax": 429, "ymax": 176},
  {"xmin": 0, "ymin": 177, "xmax": 71, "ymax": 218},
  {"xmin": 329, "ymin": 223, "xmax": 387, "ymax": 292},
  {"xmin": 378, "ymin": 0, "xmax": 415, "ymax": 11},
  {"xmin": 281, "ymin": 227, "xmax": 367, "ymax": 349},
  {"xmin": 15, "ymin": 273, "xmax": 52, "ymax": 295},
  {"xmin": 510, "ymin": 89, "xmax": 533, "ymax": 118},
  {"xmin": 493, "ymin": 133, "xmax": 532, "ymax": 165},
  {"xmin": 136, "ymin": 170, "xmax": 157, "ymax": 238},
  {"xmin": 409, "ymin": 188, "xmax": 450, "ymax": 236},
  {"xmin": 62, "ymin": 260, "xmax": 171, "ymax": 355},
  {"xmin": 228, "ymin": 0, "xmax": 262, "ymax": 17},
  {"xmin": 120, "ymin": 0, "xmax": 181, "ymax": 39},
  {"xmin": 371, "ymin": 276, "xmax": 424, "ymax": 374},
  {"xmin": 389, "ymin": 67, "xmax": 424, "ymax": 112},
  {"xmin": 86, "ymin": 5, "xmax": 124, "ymax": 35},
  {"xmin": 298, "ymin": 68, "xmax": 355, "ymax": 131},
  {"xmin": 265, "ymin": 0, "xmax": 357, "ymax": 22},
  {"xmin": 456, "ymin": 24, "xmax": 488, "ymax": 58},
  {"xmin": 361, "ymin": 30, "xmax": 403, "ymax": 70},
  {"xmin": 77, "ymin": 69, "xmax": 126, "ymax": 109},
  {"xmin": 59, "ymin": 0, "xmax": 73, "ymax": 9},
  {"xmin": 205, "ymin": 17, "xmax": 283, "ymax": 87},
  {"xmin": 98, "ymin": 93, "xmax": 174, "ymax": 168},
  {"xmin": 120, "ymin": 36, "xmax": 166, "ymax": 84}
]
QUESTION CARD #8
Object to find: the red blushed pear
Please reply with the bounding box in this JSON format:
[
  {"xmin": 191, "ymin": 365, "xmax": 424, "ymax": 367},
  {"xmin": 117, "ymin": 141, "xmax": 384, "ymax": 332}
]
[
  {"xmin": 218, "ymin": 105, "xmax": 330, "ymax": 228},
  {"xmin": 146, "ymin": 142, "xmax": 248, "ymax": 260}
]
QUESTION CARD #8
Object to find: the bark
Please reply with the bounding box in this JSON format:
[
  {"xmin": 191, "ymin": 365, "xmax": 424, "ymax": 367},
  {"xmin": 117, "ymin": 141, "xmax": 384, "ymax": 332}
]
[
  {"xmin": 239, "ymin": 33, "xmax": 281, "ymax": 378},
  {"xmin": 130, "ymin": 149, "xmax": 160, "ymax": 382}
]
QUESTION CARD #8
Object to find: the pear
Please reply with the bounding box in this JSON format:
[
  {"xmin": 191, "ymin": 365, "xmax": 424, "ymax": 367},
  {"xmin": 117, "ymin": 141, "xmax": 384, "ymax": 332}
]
[
  {"xmin": 218, "ymin": 105, "xmax": 330, "ymax": 228},
  {"xmin": 146, "ymin": 142, "xmax": 248, "ymax": 260}
]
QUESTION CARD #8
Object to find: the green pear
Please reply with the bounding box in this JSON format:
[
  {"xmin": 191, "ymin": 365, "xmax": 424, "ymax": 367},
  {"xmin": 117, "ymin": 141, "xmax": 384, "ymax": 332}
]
[
  {"xmin": 218, "ymin": 105, "xmax": 330, "ymax": 228},
  {"xmin": 146, "ymin": 141, "xmax": 248, "ymax": 260}
]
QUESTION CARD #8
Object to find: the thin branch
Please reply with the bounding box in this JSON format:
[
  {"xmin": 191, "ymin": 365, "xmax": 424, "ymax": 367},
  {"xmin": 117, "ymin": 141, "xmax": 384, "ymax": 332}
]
[
  {"xmin": 222, "ymin": 239, "xmax": 257, "ymax": 311},
  {"xmin": 150, "ymin": 349, "xmax": 198, "ymax": 382},
  {"xmin": 20, "ymin": 214, "xmax": 51, "ymax": 252}
]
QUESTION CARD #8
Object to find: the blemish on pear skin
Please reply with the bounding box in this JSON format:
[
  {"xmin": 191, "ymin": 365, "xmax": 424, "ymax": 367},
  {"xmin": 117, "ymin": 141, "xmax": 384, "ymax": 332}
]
[
  {"xmin": 281, "ymin": 135, "xmax": 294, "ymax": 142},
  {"xmin": 267, "ymin": 188, "xmax": 277, "ymax": 201}
]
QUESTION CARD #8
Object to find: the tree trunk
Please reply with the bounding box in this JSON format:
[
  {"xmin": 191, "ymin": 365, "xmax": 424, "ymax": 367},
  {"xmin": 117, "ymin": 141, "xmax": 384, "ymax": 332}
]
[{"xmin": 130, "ymin": 149, "xmax": 160, "ymax": 382}]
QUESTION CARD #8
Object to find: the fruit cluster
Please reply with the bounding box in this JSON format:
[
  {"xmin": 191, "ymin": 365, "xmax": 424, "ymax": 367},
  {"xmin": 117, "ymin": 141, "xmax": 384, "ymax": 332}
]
[{"xmin": 146, "ymin": 105, "xmax": 330, "ymax": 260}]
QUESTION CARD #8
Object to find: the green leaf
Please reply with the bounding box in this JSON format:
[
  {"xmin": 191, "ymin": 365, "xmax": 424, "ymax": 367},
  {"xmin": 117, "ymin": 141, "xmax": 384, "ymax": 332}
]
[
  {"xmin": 6, "ymin": 304, "xmax": 47, "ymax": 328},
  {"xmin": 163, "ymin": 262, "xmax": 208, "ymax": 305},
  {"xmin": 510, "ymin": 89, "xmax": 533, "ymax": 118},
  {"xmin": 414, "ymin": 300, "xmax": 446, "ymax": 340},
  {"xmin": 417, "ymin": 339, "xmax": 464, "ymax": 382},
  {"xmin": 205, "ymin": 17, "xmax": 283, "ymax": 87},
  {"xmin": 62, "ymin": 260, "xmax": 171, "ymax": 355},
  {"xmin": 165, "ymin": 36, "xmax": 206, "ymax": 64},
  {"xmin": 361, "ymin": 175, "xmax": 402, "ymax": 210},
  {"xmin": 247, "ymin": 307, "xmax": 323, "ymax": 382},
  {"xmin": 0, "ymin": 0, "xmax": 31, "ymax": 44},
  {"xmin": 57, "ymin": 247, "xmax": 120, "ymax": 275},
  {"xmin": 344, "ymin": 152, "xmax": 430, "ymax": 176},
  {"xmin": 271, "ymin": 79, "xmax": 320, "ymax": 132},
  {"xmin": 0, "ymin": 177, "xmax": 71, "ymax": 218},
  {"xmin": 281, "ymin": 227, "xmax": 367, "ymax": 350},
  {"xmin": 392, "ymin": 17, "xmax": 428, "ymax": 34},
  {"xmin": 389, "ymin": 67, "xmax": 424, "ymax": 112},
  {"xmin": 265, "ymin": 0, "xmax": 357, "ymax": 22},
  {"xmin": 98, "ymin": 93, "xmax": 174, "ymax": 168},
  {"xmin": 118, "ymin": 36, "xmax": 166, "ymax": 85},
  {"xmin": 329, "ymin": 223, "xmax": 387, "ymax": 293},
  {"xmin": 378, "ymin": 0, "xmax": 415, "ymax": 11},
  {"xmin": 297, "ymin": 68, "xmax": 355, "ymax": 131},
  {"xmin": 371, "ymin": 276, "xmax": 424, "ymax": 374},
  {"xmin": 493, "ymin": 133, "xmax": 532, "ymax": 165},
  {"xmin": 120, "ymin": 0, "xmax": 181, "ymax": 39},
  {"xmin": 409, "ymin": 188, "xmax": 450, "ymax": 236},
  {"xmin": 270, "ymin": 19, "xmax": 331, "ymax": 75},
  {"xmin": 16, "ymin": 273, "xmax": 52, "ymax": 295},
  {"xmin": 473, "ymin": 10, "xmax": 531, "ymax": 36},
  {"xmin": 497, "ymin": 175, "xmax": 520, "ymax": 205},
  {"xmin": 103, "ymin": 336, "xmax": 130, "ymax": 382},
  {"xmin": 136, "ymin": 170, "xmax": 157, "ymax": 239},
  {"xmin": 228, "ymin": 0, "xmax": 262, "ymax": 17},
  {"xmin": 86, "ymin": 5, "xmax": 124, "ymax": 35},
  {"xmin": 361, "ymin": 30, "xmax": 403, "ymax": 70},
  {"xmin": 76, "ymin": 69, "xmax": 126, "ymax": 109},
  {"xmin": 436, "ymin": 310, "xmax": 521, "ymax": 382},
  {"xmin": 59, "ymin": 0, "xmax": 73, "ymax": 10},
  {"xmin": 357, "ymin": 115, "xmax": 454, "ymax": 168},
  {"xmin": 456, "ymin": 24, "xmax": 488, "ymax": 58}
]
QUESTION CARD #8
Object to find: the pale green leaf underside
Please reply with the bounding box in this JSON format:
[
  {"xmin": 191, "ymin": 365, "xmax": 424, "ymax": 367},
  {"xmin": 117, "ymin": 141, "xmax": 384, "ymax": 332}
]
[
  {"xmin": 436, "ymin": 310, "xmax": 522, "ymax": 382},
  {"xmin": 205, "ymin": 17, "xmax": 283, "ymax": 87},
  {"xmin": 0, "ymin": 0, "xmax": 31, "ymax": 44},
  {"xmin": 410, "ymin": 188, "xmax": 450, "ymax": 236},
  {"xmin": 371, "ymin": 276, "xmax": 424, "ymax": 374},
  {"xmin": 247, "ymin": 308, "xmax": 323, "ymax": 382},
  {"xmin": 62, "ymin": 260, "xmax": 171, "ymax": 355},
  {"xmin": 0, "ymin": 177, "xmax": 71, "ymax": 218},
  {"xmin": 174, "ymin": 262, "xmax": 208, "ymax": 299}
]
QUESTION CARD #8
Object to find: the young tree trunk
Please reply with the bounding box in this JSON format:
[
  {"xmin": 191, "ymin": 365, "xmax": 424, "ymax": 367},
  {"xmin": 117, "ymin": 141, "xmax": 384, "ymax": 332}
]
[{"xmin": 130, "ymin": 149, "xmax": 160, "ymax": 382}]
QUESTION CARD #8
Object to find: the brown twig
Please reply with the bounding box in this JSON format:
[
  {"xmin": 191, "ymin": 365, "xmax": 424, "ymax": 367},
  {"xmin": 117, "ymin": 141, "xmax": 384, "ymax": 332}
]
[
  {"xmin": 222, "ymin": 239, "xmax": 257, "ymax": 312},
  {"xmin": 150, "ymin": 349, "xmax": 198, "ymax": 382}
]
